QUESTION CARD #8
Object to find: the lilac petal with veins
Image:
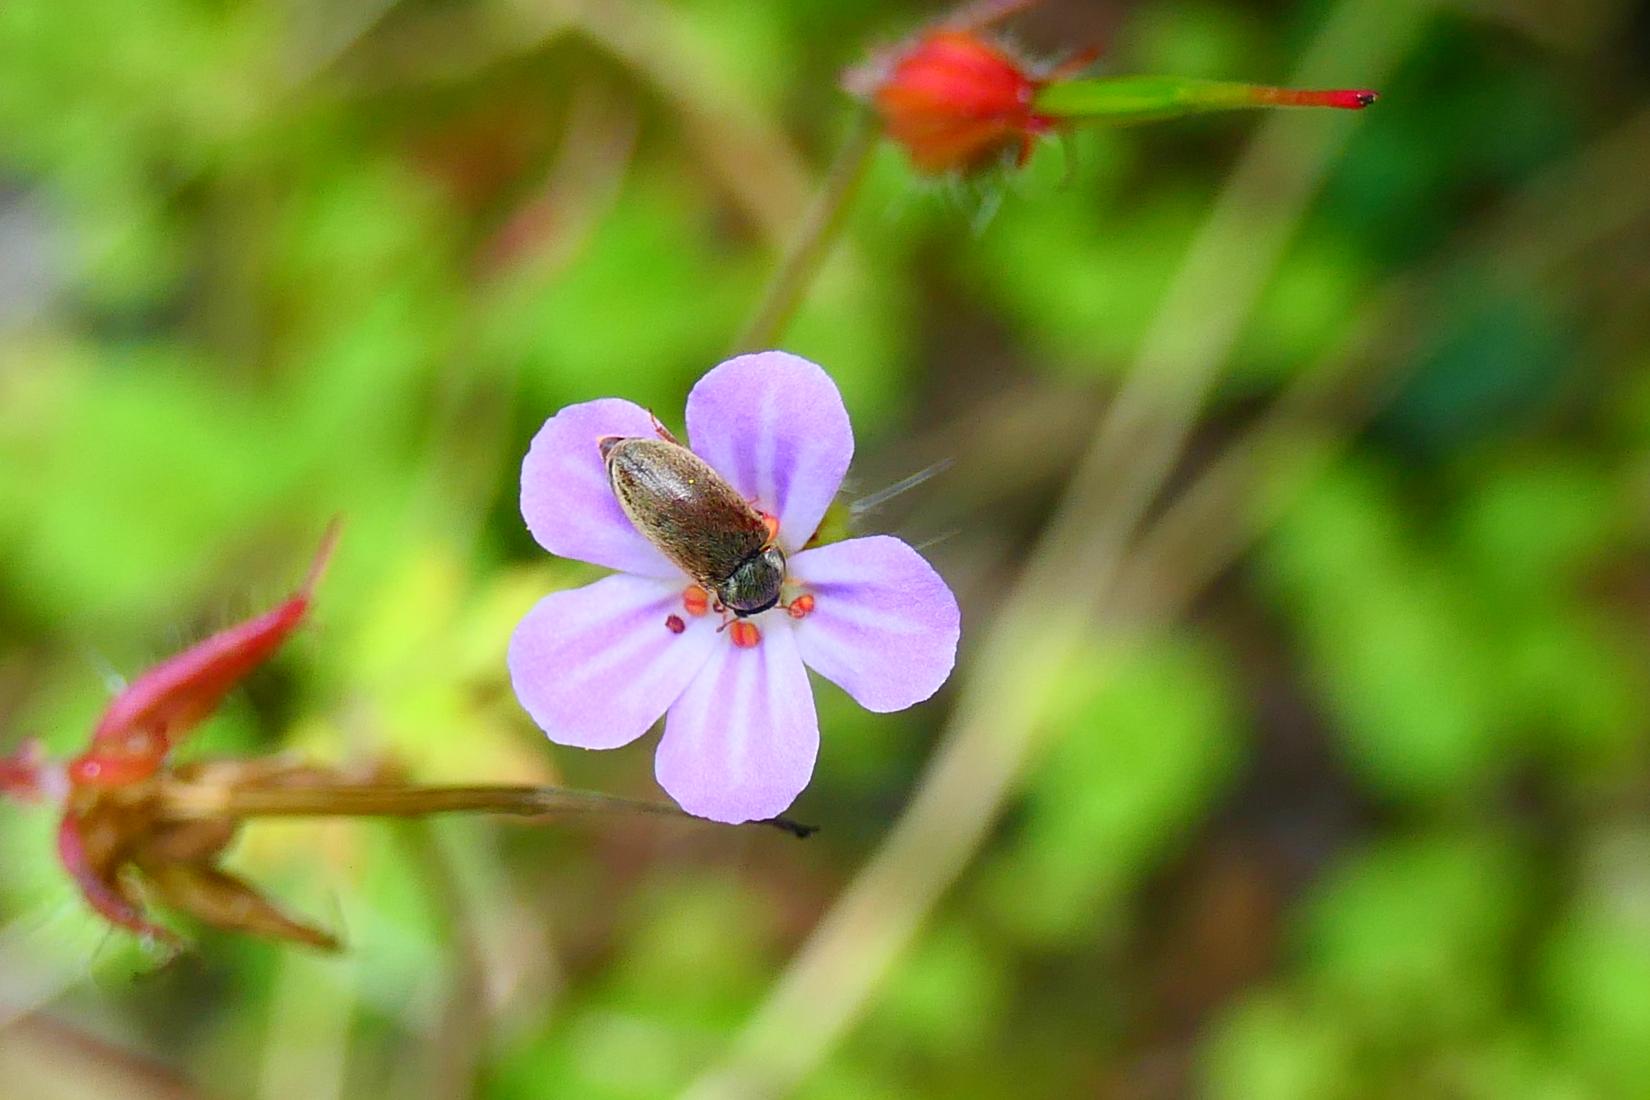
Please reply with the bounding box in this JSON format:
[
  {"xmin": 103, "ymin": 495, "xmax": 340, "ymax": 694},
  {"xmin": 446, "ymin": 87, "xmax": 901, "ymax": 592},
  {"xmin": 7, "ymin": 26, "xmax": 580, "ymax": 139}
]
[
  {"xmin": 521, "ymin": 398, "xmax": 680, "ymax": 577},
  {"xmin": 684, "ymin": 352, "xmax": 853, "ymax": 553},
  {"xmin": 790, "ymin": 535, "xmax": 961, "ymax": 712},
  {"xmin": 657, "ymin": 620, "xmax": 819, "ymax": 823},
  {"xmin": 509, "ymin": 574, "xmax": 719, "ymax": 749}
]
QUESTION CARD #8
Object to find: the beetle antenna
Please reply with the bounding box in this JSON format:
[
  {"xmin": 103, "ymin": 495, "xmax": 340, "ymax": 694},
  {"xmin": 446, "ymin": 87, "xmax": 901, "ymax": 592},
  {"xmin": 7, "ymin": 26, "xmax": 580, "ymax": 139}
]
[
  {"xmin": 647, "ymin": 411, "xmax": 683, "ymax": 446},
  {"xmin": 851, "ymin": 458, "xmax": 955, "ymax": 518},
  {"xmin": 910, "ymin": 529, "xmax": 960, "ymax": 553}
]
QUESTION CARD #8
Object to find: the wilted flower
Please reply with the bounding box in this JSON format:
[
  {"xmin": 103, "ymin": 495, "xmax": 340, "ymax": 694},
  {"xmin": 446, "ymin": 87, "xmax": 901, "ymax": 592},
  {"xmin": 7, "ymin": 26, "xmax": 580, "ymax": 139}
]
[
  {"xmin": 0, "ymin": 528, "xmax": 344, "ymax": 949},
  {"xmin": 852, "ymin": 12, "xmax": 1377, "ymax": 177},
  {"xmin": 508, "ymin": 352, "xmax": 961, "ymax": 824}
]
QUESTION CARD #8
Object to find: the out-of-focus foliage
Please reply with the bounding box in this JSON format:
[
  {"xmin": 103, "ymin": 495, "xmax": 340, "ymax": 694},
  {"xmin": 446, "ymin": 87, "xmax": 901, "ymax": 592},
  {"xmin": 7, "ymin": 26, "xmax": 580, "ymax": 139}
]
[{"xmin": 2, "ymin": 0, "xmax": 1649, "ymax": 1097}]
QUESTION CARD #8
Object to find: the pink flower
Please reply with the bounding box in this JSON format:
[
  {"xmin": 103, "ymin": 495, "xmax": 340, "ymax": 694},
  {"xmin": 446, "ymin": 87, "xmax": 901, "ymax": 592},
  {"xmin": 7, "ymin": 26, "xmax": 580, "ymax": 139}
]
[{"xmin": 508, "ymin": 352, "xmax": 961, "ymax": 824}]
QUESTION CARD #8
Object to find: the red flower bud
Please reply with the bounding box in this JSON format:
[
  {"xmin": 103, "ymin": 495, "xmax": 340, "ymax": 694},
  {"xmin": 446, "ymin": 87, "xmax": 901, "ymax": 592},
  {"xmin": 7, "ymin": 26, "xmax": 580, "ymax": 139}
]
[
  {"xmin": 853, "ymin": 12, "xmax": 1378, "ymax": 178},
  {"xmin": 867, "ymin": 30, "xmax": 1051, "ymax": 175}
]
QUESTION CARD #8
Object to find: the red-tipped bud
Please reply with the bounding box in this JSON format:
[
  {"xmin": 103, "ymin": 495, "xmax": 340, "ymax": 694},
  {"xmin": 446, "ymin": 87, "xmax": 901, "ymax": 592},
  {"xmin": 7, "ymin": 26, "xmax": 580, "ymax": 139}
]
[
  {"xmin": 856, "ymin": 9, "xmax": 1379, "ymax": 177},
  {"xmin": 862, "ymin": 30, "xmax": 1051, "ymax": 175}
]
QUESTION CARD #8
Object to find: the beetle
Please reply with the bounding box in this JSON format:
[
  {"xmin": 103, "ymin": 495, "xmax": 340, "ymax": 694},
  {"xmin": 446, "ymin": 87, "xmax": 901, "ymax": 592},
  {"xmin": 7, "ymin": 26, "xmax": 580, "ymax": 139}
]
[{"xmin": 600, "ymin": 426, "xmax": 785, "ymax": 617}]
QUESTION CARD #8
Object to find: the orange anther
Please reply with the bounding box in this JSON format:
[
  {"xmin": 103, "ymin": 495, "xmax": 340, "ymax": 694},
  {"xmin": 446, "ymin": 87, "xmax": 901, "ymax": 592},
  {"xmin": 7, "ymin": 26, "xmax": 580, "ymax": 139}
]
[
  {"xmin": 787, "ymin": 594, "xmax": 816, "ymax": 620},
  {"xmin": 682, "ymin": 585, "xmax": 710, "ymax": 616},
  {"xmin": 729, "ymin": 621, "xmax": 762, "ymax": 649}
]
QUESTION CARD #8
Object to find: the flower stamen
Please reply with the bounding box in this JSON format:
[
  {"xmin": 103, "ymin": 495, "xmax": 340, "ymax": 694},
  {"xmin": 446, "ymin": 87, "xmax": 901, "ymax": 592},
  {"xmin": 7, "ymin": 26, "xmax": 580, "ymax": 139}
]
[
  {"xmin": 787, "ymin": 594, "xmax": 816, "ymax": 620},
  {"xmin": 682, "ymin": 585, "xmax": 710, "ymax": 616},
  {"xmin": 759, "ymin": 511, "xmax": 780, "ymax": 545},
  {"xmin": 729, "ymin": 621, "xmax": 762, "ymax": 649},
  {"xmin": 665, "ymin": 614, "xmax": 687, "ymax": 634}
]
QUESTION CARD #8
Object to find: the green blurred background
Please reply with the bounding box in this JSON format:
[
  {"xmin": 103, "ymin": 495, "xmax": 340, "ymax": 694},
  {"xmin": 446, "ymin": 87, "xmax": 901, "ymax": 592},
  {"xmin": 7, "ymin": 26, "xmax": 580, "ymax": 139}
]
[{"xmin": 4, "ymin": 0, "xmax": 1650, "ymax": 1096}]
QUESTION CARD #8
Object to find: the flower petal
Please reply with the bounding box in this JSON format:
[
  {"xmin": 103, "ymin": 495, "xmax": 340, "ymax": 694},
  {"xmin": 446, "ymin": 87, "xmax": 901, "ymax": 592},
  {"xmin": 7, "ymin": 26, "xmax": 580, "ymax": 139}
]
[
  {"xmin": 656, "ymin": 621, "xmax": 818, "ymax": 823},
  {"xmin": 789, "ymin": 536, "xmax": 960, "ymax": 712},
  {"xmin": 521, "ymin": 398, "xmax": 679, "ymax": 576},
  {"xmin": 509, "ymin": 574, "xmax": 720, "ymax": 749},
  {"xmin": 684, "ymin": 352, "xmax": 853, "ymax": 552}
]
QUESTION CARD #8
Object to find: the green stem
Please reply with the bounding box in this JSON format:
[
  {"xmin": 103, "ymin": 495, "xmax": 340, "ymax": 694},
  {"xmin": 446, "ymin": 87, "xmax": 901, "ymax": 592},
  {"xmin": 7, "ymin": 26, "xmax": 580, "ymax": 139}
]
[
  {"xmin": 733, "ymin": 110, "xmax": 880, "ymax": 353},
  {"xmin": 156, "ymin": 781, "xmax": 816, "ymax": 838}
]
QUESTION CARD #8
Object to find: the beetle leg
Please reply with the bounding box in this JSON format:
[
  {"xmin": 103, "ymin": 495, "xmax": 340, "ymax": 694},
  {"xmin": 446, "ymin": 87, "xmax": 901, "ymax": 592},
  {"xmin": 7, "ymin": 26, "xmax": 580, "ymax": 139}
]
[{"xmin": 648, "ymin": 411, "xmax": 683, "ymax": 446}]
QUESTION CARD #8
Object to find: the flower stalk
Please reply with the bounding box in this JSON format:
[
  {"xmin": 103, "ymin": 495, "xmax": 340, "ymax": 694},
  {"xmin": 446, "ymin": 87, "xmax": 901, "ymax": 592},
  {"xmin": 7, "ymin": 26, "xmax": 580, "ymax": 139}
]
[
  {"xmin": 735, "ymin": 110, "xmax": 881, "ymax": 352},
  {"xmin": 155, "ymin": 778, "xmax": 817, "ymax": 837}
]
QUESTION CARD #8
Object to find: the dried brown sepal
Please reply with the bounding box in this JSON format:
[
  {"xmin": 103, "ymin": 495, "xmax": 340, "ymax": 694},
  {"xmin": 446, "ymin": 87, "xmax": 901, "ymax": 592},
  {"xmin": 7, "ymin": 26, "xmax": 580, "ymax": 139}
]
[{"xmin": 137, "ymin": 860, "xmax": 340, "ymax": 952}]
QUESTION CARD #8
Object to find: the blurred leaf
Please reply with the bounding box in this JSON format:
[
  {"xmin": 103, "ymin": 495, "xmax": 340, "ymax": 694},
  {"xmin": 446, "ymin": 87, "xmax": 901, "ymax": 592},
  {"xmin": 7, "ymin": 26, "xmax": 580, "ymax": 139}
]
[
  {"xmin": 0, "ymin": 341, "xmax": 295, "ymax": 623},
  {"xmin": 962, "ymin": 169, "xmax": 1195, "ymax": 372},
  {"xmin": 1202, "ymin": 989, "xmax": 1355, "ymax": 1100},
  {"xmin": 481, "ymin": 173, "xmax": 756, "ymax": 414},
  {"xmin": 1116, "ymin": 1, "xmax": 1271, "ymax": 78},
  {"xmin": 1262, "ymin": 460, "xmax": 1508, "ymax": 800},
  {"xmin": 983, "ymin": 638, "xmax": 1241, "ymax": 944},
  {"xmin": 1374, "ymin": 291, "xmax": 1569, "ymax": 457},
  {"xmin": 864, "ymin": 918, "xmax": 1006, "ymax": 1058},
  {"xmin": 1233, "ymin": 226, "xmax": 1370, "ymax": 385},
  {"xmin": 1298, "ymin": 832, "xmax": 1527, "ymax": 1044},
  {"xmin": 1540, "ymin": 828, "xmax": 1650, "ymax": 1096}
]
